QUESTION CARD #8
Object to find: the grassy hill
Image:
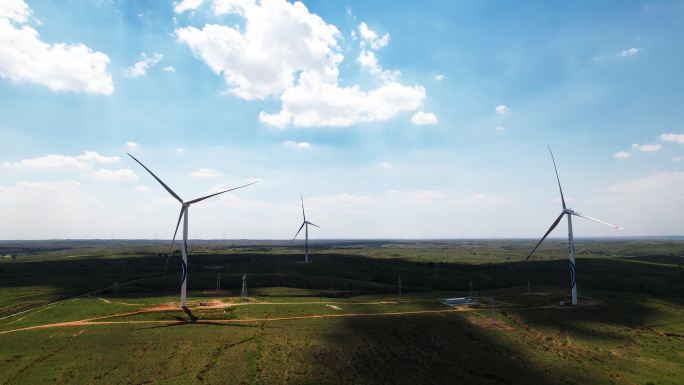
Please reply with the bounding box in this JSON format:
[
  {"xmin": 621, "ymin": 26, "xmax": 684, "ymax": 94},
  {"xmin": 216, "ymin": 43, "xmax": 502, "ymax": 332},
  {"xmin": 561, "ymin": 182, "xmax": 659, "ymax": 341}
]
[{"xmin": 1, "ymin": 239, "xmax": 683, "ymax": 384}]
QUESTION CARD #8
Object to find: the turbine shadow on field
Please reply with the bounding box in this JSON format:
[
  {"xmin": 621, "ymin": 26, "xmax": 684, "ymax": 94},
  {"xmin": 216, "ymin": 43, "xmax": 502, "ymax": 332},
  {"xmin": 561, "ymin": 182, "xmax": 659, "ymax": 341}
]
[
  {"xmin": 323, "ymin": 313, "xmax": 557, "ymax": 384},
  {"xmin": 136, "ymin": 321, "xmax": 261, "ymax": 330},
  {"xmin": 182, "ymin": 306, "xmax": 197, "ymax": 322}
]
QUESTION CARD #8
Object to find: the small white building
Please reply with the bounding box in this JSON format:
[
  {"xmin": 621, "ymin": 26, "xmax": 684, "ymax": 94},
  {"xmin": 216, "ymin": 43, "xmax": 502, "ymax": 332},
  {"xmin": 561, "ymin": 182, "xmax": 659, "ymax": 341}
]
[{"xmin": 442, "ymin": 297, "xmax": 477, "ymax": 306}]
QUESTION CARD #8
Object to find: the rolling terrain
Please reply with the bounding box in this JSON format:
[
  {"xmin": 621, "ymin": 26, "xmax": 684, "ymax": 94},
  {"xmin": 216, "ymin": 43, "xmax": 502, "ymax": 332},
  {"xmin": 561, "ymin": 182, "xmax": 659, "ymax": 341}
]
[{"xmin": 1, "ymin": 239, "xmax": 683, "ymax": 384}]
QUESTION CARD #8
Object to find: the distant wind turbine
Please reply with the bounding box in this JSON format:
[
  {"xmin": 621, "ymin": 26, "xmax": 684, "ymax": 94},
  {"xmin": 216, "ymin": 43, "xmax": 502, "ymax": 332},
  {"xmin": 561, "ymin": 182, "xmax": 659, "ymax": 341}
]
[
  {"xmin": 128, "ymin": 153, "xmax": 257, "ymax": 308},
  {"xmin": 293, "ymin": 195, "xmax": 319, "ymax": 263},
  {"xmin": 527, "ymin": 148, "xmax": 621, "ymax": 305}
]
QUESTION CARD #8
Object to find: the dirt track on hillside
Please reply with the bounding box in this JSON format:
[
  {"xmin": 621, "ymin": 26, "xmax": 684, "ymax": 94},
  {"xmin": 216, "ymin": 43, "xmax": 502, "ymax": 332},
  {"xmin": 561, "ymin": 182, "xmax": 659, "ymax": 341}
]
[{"xmin": 0, "ymin": 303, "xmax": 561, "ymax": 336}]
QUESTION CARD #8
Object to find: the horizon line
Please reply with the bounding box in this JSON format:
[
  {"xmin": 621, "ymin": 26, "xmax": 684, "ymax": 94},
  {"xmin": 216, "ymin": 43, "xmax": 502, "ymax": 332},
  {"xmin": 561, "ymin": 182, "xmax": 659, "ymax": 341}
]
[{"xmin": 1, "ymin": 236, "xmax": 683, "ymax": 242}]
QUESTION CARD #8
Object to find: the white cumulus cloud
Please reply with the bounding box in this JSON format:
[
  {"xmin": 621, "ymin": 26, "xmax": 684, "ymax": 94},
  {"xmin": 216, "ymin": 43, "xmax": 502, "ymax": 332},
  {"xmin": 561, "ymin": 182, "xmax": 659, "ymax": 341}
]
[
  {"xmin": 126, "ymin": 142, "xmax": 140, "ymax": 152},
  {"xmin": 176, "ymin": 0, "xmax": 426, "ymax": 128},
  {"xmin": 356, "ymin": 47, "xmax": 399, "ymax": 82},
  {"xmin": 212, "ymin": 0, "xmax": 256, "ymax": 15},
  {"xmin": 176, "ymin": 0, "xmax": 342, "ymax": 101},
  {"xmin": 259, "ymin": 75, "xmax": 425, "ymax": 128},
  {"xmin": 124, "ymin": 52, "xmax": 164, "ymax": 78},
  {"xmin": 659, "ymin": 133, "xmax": 684, "ymax": 144},
  {"xmin": 632, "ymin": 143, "xmax": 661, "ymax": 152},
  {"xmin": 618, "ymin": 47, "xmax": 640, "ymax": 57},
  {"xmin": 77, "ymin": 151, "xmax": 119, "ymax": 164},
  {"xmin": 2, "ymin": 154, "xmax": 87, "ymax": 169},
  {"xmin": 410, "ymin": 111, "xmax": 438, "ymax": 125},
  {"xmin": 358, "ymin": 22, "xmax": 389, "ymax": 50},
  {"xmin": 613, "ymin": 151, "xmax": 631, "ymax": 159},
  {"xmin": 0, "ymin": 0, "xmax": 30, "ymax": 22},
  {"xmin": 1, "ymin": 151, "xmax": 137, "ymax": 183},
  {"xmin": 174, "ymin": 0, "xmax": 204, "ymax": 13},
  {"xmin": 0, "ymin": 0, "xmax": 113, "ymax": 94},
  {"xmin": 495, "ymin": 105, "xmax": 510, "ymax": 114},
  {"xmin": 355, "ymin": 22, "xmax": 398, "ymax": 82}
]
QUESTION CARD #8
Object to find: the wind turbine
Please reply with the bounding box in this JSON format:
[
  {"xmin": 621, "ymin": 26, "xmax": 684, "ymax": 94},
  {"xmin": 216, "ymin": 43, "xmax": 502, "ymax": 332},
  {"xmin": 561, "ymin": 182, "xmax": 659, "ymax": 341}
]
[
  {"xmin": 128, "ymin": 153, "xmax": 256, "ymax": 308},
  {"xmin": 527, "ymin": 149, "xmax": 622, "ymax": 305},
  {"xmin": 293, "ymin": 195, "xmax": 319, "ymax": 263}
]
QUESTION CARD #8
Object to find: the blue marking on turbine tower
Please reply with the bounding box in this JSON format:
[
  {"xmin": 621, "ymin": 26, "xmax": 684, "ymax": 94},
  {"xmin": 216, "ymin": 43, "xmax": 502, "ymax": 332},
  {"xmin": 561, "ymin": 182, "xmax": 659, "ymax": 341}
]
[
  {"xmin": 181, "ymin": 260, "xmax": 188, "ymax": 285},
  {"xmin": 181, "ymin": 239, "xmax": 189, "ymax": 285},
  {"xmin": 568, "ymin": 260, "xmax": 576, "ymax": 288}
]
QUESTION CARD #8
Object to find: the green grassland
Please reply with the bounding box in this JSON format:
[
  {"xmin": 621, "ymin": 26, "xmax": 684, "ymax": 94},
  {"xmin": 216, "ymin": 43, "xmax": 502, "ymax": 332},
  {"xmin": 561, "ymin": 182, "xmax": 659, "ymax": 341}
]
[{"xmin": 0, "ymin": 239, "xmax": 683, "ymax": 384}]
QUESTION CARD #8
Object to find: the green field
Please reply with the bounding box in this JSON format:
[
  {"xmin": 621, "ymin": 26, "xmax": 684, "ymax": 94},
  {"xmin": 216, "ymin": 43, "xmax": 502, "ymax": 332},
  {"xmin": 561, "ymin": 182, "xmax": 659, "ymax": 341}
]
[{"xmin": 1, "ymin": 239, "xmax": 683, "ymax": 384}]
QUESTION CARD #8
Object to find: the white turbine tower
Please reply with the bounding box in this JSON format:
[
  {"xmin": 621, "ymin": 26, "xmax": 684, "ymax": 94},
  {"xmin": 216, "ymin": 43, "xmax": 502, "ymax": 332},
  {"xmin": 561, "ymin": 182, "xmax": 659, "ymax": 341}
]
[
  {"xmin": 128, "ymin": 153, "xmax": 256, "ymax": 308},
  {"xmin": 293, "ymin": 195, "xmax": 319, "ymax": 263},
  {"xmin": 527, "ymin": 149, "xmax": 621, "ymax": 305}
]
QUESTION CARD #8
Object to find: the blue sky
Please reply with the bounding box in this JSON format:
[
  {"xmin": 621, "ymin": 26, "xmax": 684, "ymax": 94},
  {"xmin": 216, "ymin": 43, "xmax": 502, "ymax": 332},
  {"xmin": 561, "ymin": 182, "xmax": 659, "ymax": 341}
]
[{"xmin": 1, "ymin": 0, "xmax": 683, "ymax": 239}]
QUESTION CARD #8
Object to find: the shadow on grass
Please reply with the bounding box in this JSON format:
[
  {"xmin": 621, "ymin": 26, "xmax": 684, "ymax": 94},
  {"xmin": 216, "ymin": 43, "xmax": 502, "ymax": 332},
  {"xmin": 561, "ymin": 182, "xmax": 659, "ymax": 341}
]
[
  {"xmin": 249, "ymin": 301, "xmax": 568, "ymax": 385},
  {"xmin": 181, "ymin": 306, "xmax": 197, "ymax": 322},
  {"xmin": 136, "ymin": 321, "xmax": 261, "ymax": 330}
]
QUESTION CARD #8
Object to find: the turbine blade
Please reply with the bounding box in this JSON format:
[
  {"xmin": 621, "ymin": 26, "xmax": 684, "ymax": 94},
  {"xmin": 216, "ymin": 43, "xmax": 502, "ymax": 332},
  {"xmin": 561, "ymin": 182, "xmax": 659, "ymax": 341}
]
[
  {"xmin": 307, "ymin": 221, "xmax": 320, "ymax": 228},
  {"xmin": 292, "ymin": 222, "xmax": 305, "ymax": 240},
  {"xmin": 527, "ymin": 212, "xmax": 565, "ymax": 260},
  {"xmin": 127, "ymin": 153, "xmax": 183, "ymax": 203},
  {"xmin": 170, "ymin": 206, "xmax": 185, "ymax": 251},
  {"xmin": 548, "ymin": 147, "xmax": 566, "ymax": 210},
  {"xmin": 187, "ymin": 181, "xmax": 258, "ymax": 205},
  {"xmin": 572, "ymin": 211, "xmax": 622, "ymax": 230},
  {"xmin": 162, "ymin": 252, "xmax": 171, "ymax": 277},
  {"xmin": 301, "ymin": 195, "xmax": 306, "ymax": 221}
]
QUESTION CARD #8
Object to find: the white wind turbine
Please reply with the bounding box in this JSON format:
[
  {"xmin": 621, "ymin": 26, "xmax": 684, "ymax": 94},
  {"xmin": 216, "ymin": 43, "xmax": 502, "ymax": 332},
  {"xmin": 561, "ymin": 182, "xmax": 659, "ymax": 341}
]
[
  {"xmin": 527, "ymin": 149, "xmax": 622, "ymax": 305},
  {"xmin": 128, "ymin": 153, "xmax": 256, "ymax": 308},
  {"xmin": 293, "ymin": 195, "xmax": 319, "ymax": 263}
]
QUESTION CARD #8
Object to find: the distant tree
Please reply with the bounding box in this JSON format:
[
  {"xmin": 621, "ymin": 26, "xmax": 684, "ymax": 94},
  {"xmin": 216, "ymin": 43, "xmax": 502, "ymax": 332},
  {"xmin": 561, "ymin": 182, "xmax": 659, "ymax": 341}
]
[{"xmin": 11, "ymin": 255, "xmax": 16, "ymax": 263}]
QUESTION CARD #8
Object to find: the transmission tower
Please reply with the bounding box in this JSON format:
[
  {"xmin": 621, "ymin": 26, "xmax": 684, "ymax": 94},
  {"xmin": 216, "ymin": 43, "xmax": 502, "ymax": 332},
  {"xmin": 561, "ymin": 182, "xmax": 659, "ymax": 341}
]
[{"xmin": 241, "ymin": 272, "xmax": 248, "ymax": 298}]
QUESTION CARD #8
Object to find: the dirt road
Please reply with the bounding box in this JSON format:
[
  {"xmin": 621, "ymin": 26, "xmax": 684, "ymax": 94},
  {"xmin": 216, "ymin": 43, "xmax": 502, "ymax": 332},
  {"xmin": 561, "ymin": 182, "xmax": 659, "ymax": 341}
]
[{"xmin": 0, "ymin": 304, "xmax": 557, "ymax": 336}]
